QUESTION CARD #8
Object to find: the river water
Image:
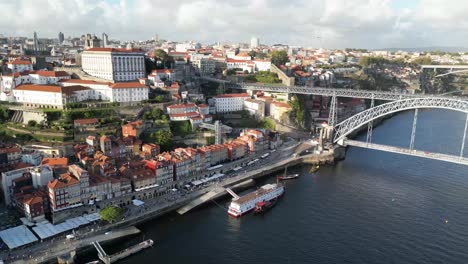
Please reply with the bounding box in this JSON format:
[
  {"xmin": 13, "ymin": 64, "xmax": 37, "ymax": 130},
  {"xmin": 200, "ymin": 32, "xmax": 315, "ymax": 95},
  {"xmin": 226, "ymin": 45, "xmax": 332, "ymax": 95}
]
[{"xmin": 80, "ymin": 109, "xmax": 468, "ymax": 264}]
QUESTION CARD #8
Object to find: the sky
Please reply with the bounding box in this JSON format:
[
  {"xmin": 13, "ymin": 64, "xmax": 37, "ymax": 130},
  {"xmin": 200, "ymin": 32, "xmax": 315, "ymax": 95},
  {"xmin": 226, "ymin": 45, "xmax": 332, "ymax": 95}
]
[{"xmin": 0, "ymin": 0, "xmax": 467, "ymax": 49}]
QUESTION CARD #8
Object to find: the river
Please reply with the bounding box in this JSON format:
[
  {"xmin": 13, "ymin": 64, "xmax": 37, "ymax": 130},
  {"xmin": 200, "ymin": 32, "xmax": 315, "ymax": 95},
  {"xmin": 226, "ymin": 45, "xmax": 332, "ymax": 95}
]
[{"xmin": 78, "ymin": 109, "xmax": 468, "ymax": 264}]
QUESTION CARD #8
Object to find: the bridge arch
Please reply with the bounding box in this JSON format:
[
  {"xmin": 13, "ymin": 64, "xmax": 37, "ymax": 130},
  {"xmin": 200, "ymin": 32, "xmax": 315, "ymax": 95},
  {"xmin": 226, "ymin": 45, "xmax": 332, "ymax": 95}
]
[{"xmin": 333, "ymin": 97, "xmax": 468, "ymax": 144}]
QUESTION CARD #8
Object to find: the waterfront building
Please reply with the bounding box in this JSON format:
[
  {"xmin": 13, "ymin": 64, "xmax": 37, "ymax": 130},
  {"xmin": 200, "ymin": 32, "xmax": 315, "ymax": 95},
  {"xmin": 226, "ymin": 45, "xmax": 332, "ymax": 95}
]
[
  {"xmin": 198, "ymin": 144, "xmax": 229, "ymax": 166},
  {"xmin": 47, "ymin": 172, "xmax": 81, "ymax": 211},
  {"xmin": 213, "ymin": 93, "xmax": 250, "ymax": 113},
  {"xmin": 225, "ymin": 140, "xmax": 248, "ymax": 160},
  {"xmin": 81, "ymin": 47, "xmax": 145, "ymax": 82}
]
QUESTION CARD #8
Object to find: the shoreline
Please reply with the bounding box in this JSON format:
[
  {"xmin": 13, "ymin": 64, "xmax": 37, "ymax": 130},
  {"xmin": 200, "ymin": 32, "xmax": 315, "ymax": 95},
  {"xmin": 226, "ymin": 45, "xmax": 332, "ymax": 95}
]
[{"xmin": 8, "ymin": 147, "xmax": 335, "ymax": 264}]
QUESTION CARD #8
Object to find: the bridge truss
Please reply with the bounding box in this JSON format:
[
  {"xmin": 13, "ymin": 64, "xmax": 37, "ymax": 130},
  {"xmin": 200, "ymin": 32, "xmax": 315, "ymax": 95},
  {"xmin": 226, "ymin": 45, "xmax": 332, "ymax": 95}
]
[
  {"xmin": 334, "ymin": 98, "xmax": 468, "ymax": 164},
  {"xmin": 230, "ymin": 83, "xmax": 462, "ymax": 101}
]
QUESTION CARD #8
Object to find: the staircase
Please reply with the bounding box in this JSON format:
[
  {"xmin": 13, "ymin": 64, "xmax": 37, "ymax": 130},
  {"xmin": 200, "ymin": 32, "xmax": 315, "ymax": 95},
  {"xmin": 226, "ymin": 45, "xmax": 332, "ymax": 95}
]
[{"xmin": 10, "ymin": 111, "xmax": 23, "ymax": 123}]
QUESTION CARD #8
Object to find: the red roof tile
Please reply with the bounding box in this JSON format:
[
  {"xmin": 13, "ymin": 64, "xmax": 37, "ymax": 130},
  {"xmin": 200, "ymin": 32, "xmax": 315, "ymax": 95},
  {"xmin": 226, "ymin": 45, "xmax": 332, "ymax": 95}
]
[
  {"xmin": 109, "ymin": 82, "xmax": 147, "ymax": 89},
  {"xmin": 214, "ymin": 93, "xmax": 250, "ymax": 98}
]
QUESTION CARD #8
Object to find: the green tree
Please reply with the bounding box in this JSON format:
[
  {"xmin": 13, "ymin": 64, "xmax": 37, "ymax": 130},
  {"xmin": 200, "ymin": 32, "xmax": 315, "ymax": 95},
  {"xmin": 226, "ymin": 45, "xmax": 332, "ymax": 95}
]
[
  {"xmin": 248, "ymin": 50, "xmax": 257, "ymax": 58},
  {"xmin": 256, "ymin": 52, "xmax": 267, "ymax": 59},
  {"xmin": 0, "ymin": 106, "xmax": 9, "ymax": 121},
  {"xmin": 261, "ymin": 117, "xmax": 276, "ymax": 130},
  {"xmin": 28, "ymin": 120, "xmax": 37, "ymax": 127},
  {"xmin": 270, "ymin": 50, "xmax": 289, "ymax": 66},
  {"xmin": 288, "ymin": 95, "xmax": 305, "ymax": 126},
  {"xmin": 359, "ymin": 56, "xmax": 389, "ymax": 67},
  {"xmin": 99, "ymin": 206, "xmax": 123, "ymax": 223},
  {"xmin": 153, "ymin": 49, "xmax": 174, "ymax": 69},
  {"xmin": 170, "ymin": 121, "xmax": 192, "ymax": 137},
  {"xmin": 152, "ymin": 129, "xmax": 173, "ymax": 151},
  {"xmin": 411, "ymin": 56, "xmax": 433, "ymax": 65}
]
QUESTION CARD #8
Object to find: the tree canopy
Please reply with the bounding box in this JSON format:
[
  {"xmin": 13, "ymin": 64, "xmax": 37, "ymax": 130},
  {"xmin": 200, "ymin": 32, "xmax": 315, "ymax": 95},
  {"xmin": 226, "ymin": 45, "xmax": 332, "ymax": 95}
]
[
  {"xmin": 99, "ymin": 206, "xmax": 123, "ymax": 223},
  {"xmin": 0, "ymin": 106, "xmax": 9, "ymax": 122},
  {"xmin": 359, "ymin": 56, "xmax": 390, "ymax": 67},
  {"xmin": 244, "ymin": 71, "xmax": 281, "ymax": 84},
  {"xmin": 143, "ymin": 108, "xmax": 168, "ymax": 121},
  {"xmin": 261, "ymin": 117, "xmax": 276, "ymax": 130},
  {"xmin": 411, "ymin": 56, "xmax": 433, "ymax": 65},
  {"xmin": 153, "ymin": 49, "xmax": 174, "ymax": 69},
  {"xmin": 170, "ymin": 121, "xmax": 192, "ymax": 137},
  {"xmin": 145, "ymin": 129, "xmax": 173, "ymax": 151},
  {"xmin": 270, "ymin": 50, "xmax": 289, "ymax": 66}
]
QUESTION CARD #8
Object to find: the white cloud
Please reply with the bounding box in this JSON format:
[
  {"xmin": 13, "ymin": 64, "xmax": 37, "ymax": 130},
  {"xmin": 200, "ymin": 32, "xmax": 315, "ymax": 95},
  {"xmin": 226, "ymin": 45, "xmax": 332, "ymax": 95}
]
[{"xmin": 0, "ymin": 0, "xmax": 466, "ymax": 48}]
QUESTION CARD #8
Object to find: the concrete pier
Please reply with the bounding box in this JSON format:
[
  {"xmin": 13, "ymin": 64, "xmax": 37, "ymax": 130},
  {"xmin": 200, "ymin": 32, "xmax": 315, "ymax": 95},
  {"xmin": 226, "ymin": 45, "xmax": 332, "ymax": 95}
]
[
  {"xmin": 94, "ymin": 239, "xmax": 154, "ymax": 264},
  {"xmin": 177, "ymin": 151, "xmax": 335, "ymax": 215},
  {"xmin": 177, "ymin": 179, "xmax": 255, "ymax": 215}
]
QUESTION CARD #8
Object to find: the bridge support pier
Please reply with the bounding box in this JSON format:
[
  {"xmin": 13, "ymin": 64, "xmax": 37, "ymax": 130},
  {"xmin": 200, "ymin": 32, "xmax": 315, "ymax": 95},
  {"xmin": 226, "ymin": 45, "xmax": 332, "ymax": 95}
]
[
  {"xmin": 460, "ymin": 113, "xmax": 468, "ymax": 159},
  {"xmin": 366, "ymin": 95, "xmax": 375, "ymax": 144},
  {"xmin": 409, "ymin": 109, "xmax": 418, "ymax": 150}
]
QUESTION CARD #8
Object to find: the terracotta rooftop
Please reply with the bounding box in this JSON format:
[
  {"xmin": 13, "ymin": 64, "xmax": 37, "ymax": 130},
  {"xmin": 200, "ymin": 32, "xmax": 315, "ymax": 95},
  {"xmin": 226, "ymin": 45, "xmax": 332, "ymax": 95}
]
[
  {"xmin": 167, "ymin": 103, "xmax": 196, "ymax": 109},
  {"xmin": 33, "ymin": 70, "xmax": 70, "ymax": 77},
  {"xmin": 271, "ymin": 101, "xmax": 291, "ymax": 108},
  {"xmin": 41, "ymin": 157, "xmax": 68, "ymax": 166},
  {"xmin": 9, "ymin": 60, "xmax": 32, "ymax": 65},
  {"xmin": 109, "ymin": 82, "xmax": 147, "ymax": 89},
  {"xmin": 14, "ymin": 84, "xmax": 90, "ymax": 95},
  {"xmin": 59, "ymin": 79, "xmax": 110, "ymax": 85},
  {"xmin": 85, "ymin": 47, "xmax": 144, "ymax": 53},
  {"xmin": 214, "ymin": 93, "xmax": 250, "ymax": 98}
]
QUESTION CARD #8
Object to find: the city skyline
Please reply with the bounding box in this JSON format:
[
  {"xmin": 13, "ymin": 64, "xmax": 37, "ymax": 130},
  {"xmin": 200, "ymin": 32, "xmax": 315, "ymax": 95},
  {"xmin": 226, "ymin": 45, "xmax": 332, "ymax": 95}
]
[{"xmin": 0, "ymin": 0, "xmax": 467, "ymax": 49}]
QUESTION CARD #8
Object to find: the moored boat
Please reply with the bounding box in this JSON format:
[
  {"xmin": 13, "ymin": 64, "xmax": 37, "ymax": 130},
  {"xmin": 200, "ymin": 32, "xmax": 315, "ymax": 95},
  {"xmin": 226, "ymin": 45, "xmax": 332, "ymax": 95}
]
[
  {"xmin": 278, "ymin": 173, "xmax": 299, "ymax": 180},
  {"xmin": 227, "ymin": 183, "xmax": 284, "ymax": 217},
  {"xmin": 254, "ymin": 198, "xmax": 278, "ymax": 214}
]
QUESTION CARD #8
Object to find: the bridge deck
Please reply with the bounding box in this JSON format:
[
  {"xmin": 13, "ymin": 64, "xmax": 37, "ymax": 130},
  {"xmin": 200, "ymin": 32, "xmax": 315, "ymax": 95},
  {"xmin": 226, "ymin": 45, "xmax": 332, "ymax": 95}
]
[
  {"xmin": 345, "ymin": 140, "xmax": 468, "ymax": 166},
  {"xmin": 231, "ymin": 83, "xmax": 465, "ymax": 101}
]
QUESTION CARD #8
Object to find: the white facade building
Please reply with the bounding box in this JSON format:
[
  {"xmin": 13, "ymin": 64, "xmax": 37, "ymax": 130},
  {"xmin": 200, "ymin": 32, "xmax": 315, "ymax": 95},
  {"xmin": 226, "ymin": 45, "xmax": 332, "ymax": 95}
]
[
  {"xmin": 148, "ymin": 69, "xmax": 176, "ymax": 82},
  {"xmin": 60, "ymin": 79, "xmax": 148, "ymax": 103},
  {"xmin": 190, "ymin": 54, "xmax": 216, "ymax": 75},
  {"xmin": 1, "ymin": 71, "xmax": 70, "ymax": 95},
  {"xmin": 213, "ymin": 93, "xmax": 250, "ymax": 113},
  {"xmin": 81, "ymin": 48, "xmax": 145, "ymax": 82},
  {"xmin": 7, "ymin": 60, "xmax": 33, "ymax": 73},
  {"xmin": 253, "ymin": 60, "xmax": 272, "ymax": 72},
  {"xmin": 226, "ymin": 59, "xmax": 255, "ymax": 73},
  {"xmin": 251, "ymin": 37, "xmax": 260, "ymax": 49},
  {"xmin": 13, "ymin": 84, "xmax": 91, "ymax": 109},
  {"xmin": 175, "ymin": 42, "xmax": 201, "ymax": 52}
]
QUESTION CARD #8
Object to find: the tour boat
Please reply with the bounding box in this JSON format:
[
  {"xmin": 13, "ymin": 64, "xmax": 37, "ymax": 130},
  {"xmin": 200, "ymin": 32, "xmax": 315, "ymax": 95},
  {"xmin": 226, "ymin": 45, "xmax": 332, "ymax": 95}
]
[
  {"xmin": 227, "ymin": 183, "xmax": 284, "ymax": 217},
  {"xmin": 254, "ymin": 198, "xmax": 278, "ymax": 214}
]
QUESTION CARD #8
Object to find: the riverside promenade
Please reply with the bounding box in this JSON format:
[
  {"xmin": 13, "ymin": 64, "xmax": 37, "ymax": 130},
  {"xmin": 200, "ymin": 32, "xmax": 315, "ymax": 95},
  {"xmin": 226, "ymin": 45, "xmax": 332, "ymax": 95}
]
[{"xmin": 5, "ymin": 141, "xmax": 337, "ymax": 264}]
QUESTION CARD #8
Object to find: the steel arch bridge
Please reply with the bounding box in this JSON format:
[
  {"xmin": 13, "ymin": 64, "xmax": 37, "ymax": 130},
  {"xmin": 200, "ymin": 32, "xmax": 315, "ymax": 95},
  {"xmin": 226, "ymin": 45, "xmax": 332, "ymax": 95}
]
[{"xmin": 333, "ymin": 97, "xmax": 468, "ymax": 165}]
